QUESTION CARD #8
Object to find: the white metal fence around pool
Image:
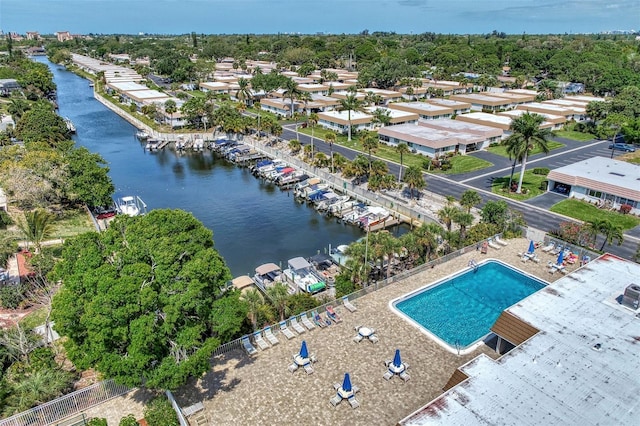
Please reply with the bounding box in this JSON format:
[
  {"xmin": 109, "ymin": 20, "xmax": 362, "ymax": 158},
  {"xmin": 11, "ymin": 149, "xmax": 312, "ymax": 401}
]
[{"xmin": 0, "ymin": 380, "xmax": 130, "ymax": 426}]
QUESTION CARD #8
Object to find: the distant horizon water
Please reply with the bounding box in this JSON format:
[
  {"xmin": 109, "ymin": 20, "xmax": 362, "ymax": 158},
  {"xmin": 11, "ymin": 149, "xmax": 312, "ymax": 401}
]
[{"xmin": 2, "ymin": 0, "xmax": 638, "ymax": 37}]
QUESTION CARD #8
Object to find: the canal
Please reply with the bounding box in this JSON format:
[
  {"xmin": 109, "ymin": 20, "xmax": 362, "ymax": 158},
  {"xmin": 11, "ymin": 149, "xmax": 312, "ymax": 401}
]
[{"xmin": 39, "ymin": 57, "xmax": 372, "ymax": 276}]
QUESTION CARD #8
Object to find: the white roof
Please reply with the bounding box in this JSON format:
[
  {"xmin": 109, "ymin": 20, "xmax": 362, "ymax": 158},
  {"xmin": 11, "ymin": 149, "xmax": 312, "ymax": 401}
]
[
  {"xmin": 389, "ymin": 102, "xmax": 451, "ymax": 114},
  {"xmin": 128, "ymin": 90, "xmax": 170, "ymax": 100},
  {"xmin": 460, "ymin": 112, "xmax": 512, "ymax": 125},
  {"xmin": 498, "ymin": 109, "xmax": 565, "ymax": 122},
  {"xmin": 320, "ymin": 110, "xmax": 372, "ymax": 121},
  {"xmin": 108, "ymin": 81, "xmax": 148, "ymax": 92},
  {"xmin": 400, "ymin": 255, "xmax": 640, "ymax": 426},
  {"xmin": 366, "ymin": 107, "xmax": 418, "ymax": 120},
  {"xmin": 549, "ymin": 156, "xmax": 640, "ymax": 190}
]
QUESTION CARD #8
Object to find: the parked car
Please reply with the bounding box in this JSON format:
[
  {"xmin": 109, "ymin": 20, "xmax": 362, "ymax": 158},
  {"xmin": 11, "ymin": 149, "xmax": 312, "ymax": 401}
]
[{"xmin": 608, "ymin": 143, "xmax": 636, "ymax": 152}]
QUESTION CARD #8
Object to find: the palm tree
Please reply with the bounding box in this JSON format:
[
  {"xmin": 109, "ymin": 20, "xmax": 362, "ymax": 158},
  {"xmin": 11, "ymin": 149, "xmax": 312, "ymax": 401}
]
[
  {"xmin": 371, "ymin": 108, "xmax": 392, "ymax": 129},
  {"xmin": 331, "ymin": 153, "xmax": 347, "ymax": 173},
  {"xmin": 395, "ymin": 143, "xmax": 411, "ymax": 183},
  {"xmin": 236, "ymin": 77, "xmax": 252, "ymax": 108},
  {"xmin": 504, "ymin": 112, "xmax": 552, "ymax": 194},
  {"xmin": 288, "ymin": 139, "xmax": 302, "ymax": 154},
  {"xmin": 282, "ymin": 78, "xmax": 302, "ymax": 118},
  {"xmin": 266, "ymin": 283, "xmax": 289, "ymax": 321},
  {"xmin": 308, "ymin": 112, "xmax": 318, "ymax": 160},
  {"xmin": 325, "ymin": 131, "xmax": 336, "ymax": 172},
  {"xmin": 18, "ymin": 209, "xmax": 55, "ymax": 253},
  {"xmin": 453, "ymin": 208, "xmax": 474, "ymax": 241},
  {"xmin": 437, "ymin": 205, "xmax": 458, "ymax": 232},
  {"xmin": 598, "ymin": 220, "xmax": 624, "ymax": 251},
  {"xmin": 339, "ymin": 91, "xmax": 366, "ymax": 141},
  {"xmin": 460, "ymin": 190, "xmax": 482, "ymax": 213},
  {"xmin": 164, "ymin": 99, "xmax": 177, "ymax": 128},
  {"xmin": 361, "ymin": 130, "xmax": 378, "ymax": 173},
  {"xmin": 241, "ymin": 288, "xmax": 264, "ymax": 331},
  {"xmin": 403, "ymin": 165, "xmax": 426, "ymax": 199},
  {"xmin": 412, "ymin": 222, "xmax": 441, "ymax": 262}
]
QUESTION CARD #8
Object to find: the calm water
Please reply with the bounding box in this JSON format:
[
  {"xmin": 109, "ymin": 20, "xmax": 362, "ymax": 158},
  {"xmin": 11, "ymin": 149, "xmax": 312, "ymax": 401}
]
[
  {"xmin": 394, "ymin": 260, "xmax": 545, "ymax": 347},
  {"xmin": 38, "ymin": 57, "xmax": 373, "ymax": 276}
]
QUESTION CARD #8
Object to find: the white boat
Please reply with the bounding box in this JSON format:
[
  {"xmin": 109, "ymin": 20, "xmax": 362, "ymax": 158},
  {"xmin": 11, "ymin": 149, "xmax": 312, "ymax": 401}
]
[
  {"xmin": 136, "ymin": 130, "xmax": 149, "ymax": 141},
  {"xmin": 63, "ymin": 117, "xmax": 76, "ymax": 133},
  {"xmin": 115, "ymin": 196, "xmax": 147, "ymax": 217},
  {"xmin": 283, "ymin": 257, "xmax": 326, "ymax": 294},
  {"xmin": 253, "ymin": 263, "xmax": 284, "ymax": 289},
  {"xmin": 329, "ymin": 199, "xmax": 358, "ymax": 215}
]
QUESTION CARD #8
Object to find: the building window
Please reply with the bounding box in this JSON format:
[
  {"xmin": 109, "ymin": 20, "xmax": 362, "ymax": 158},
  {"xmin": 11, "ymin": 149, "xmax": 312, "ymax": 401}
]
[{"xmin": 588, "ymin": 189, "xmax": 602, "ymax": 198}]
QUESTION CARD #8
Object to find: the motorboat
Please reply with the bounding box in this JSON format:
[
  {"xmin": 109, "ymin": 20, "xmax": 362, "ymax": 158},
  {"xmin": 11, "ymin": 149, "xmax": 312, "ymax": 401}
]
[
  {"xmin": 283, "ymin": 257, "xmax": 326, "ymax": 294},
  {"xmin": 115, "ymin": 196, "xmax": 147, "ymax": 217},
  {"xmin": 135, "ymin": 130, "xmax": 149, "ymax": 141},
  {"xmin": 253, "ymin": 263, "xmax": 284, "ymax": 290},
  {"xmin": 63, "ymin": 117, "xmax": 76, "ymax": 133}
]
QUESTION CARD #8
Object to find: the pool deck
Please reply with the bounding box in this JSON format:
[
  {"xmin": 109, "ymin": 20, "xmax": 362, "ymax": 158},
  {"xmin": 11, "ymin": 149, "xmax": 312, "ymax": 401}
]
[{"xmin": 173, "ymin": 238, "xmax": 576, "ymax": 426}]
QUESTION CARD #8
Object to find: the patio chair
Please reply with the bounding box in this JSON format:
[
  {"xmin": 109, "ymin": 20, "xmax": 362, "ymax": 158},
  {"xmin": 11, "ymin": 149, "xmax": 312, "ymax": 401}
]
[
  {"xmin": 288, "ymin": 363, "xmax": 298, "ymax": 373},
  {"xmin": 369, "ymin": 334, "xmax": 379, "ymax": 344},
  {"xmin": 348, "ymin": 396, "xmax": 360, "ymax": 409},
  {"xmin": 241, "ymin": 336, "xmax": 257, "ymax": 356},
  {"xmin": 290, "ymin": 316, "xmax": 306, "ymax": 334},
  {"xmin": 279, "ymin": 321, "xmax": 297, "ymax": 339},
  {"xmin": 264, "ymin": 326, "xmax": 279, "ymax": 345},
  {"xmin": 253, "ymin": 331, "xmax": 270, "ymax": 351},
  {"xmin": 399, "ymin": 371, "xmax": 411, "ymax": 382},
  {"xmin": 342, "ymin": 296, "xmax": 357, "ymax": 313},
  {"xmin": 353, "ymin": 334, "xmax": 363, "ymax": 343},
  {"xmin": 300, "ymin": 314, "xmax": 316, "ymax": 330},
  {"xmin": 487, "ymin": 238, "xmax": 501, "ymax": 250},
  {"xmin": 326, "ymin": 305, "xmax": 342, "ymax": 323},
  {"xmin": 495, "ymin": 235, "xmax": 508, "ymax": 246},
  {"xmin": 329, "ymin": 394, "xmax": 342, "ymax": 407},
  {"xmin": 312, "ymin": 311, "xmax": 327, "ymax": 328},
  {"xmin": 383, "ymin": 370, "xmax": 394, "ymax": 381},
  {"xmin": 303, "ymin": 363, "xmax": 314, "ymax": 374},
  {"xmin": 541, "ymin": 241, "xmax": 555, "ymax": 252}
]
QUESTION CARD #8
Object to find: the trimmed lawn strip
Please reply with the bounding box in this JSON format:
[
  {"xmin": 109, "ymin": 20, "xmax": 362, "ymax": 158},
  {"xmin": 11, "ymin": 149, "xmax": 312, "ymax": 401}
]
[
  {"xmin": 550, "ymin": 199, "xmax": 640, "ymax": 231},
  {"xmin": 19, "ymin": 306, "xmax": 48, "ymax": 330},
  {"xmin": 491, "ymin": 170, "xmax": 547, "ymax": 201},
  {"xmin": 552, "ymin": 130, "xmax": 596, "ymax": 142},
  {"xmin": 297, "ymin": 127, "xmax": 493, "ymax": 174},
  {"xmin": 486, "ymin": 140, "xmax": 564, "ymax": 157},
  {"xmin": 53, "ymin": 209, "xmax": 95, "ymax": 239}
]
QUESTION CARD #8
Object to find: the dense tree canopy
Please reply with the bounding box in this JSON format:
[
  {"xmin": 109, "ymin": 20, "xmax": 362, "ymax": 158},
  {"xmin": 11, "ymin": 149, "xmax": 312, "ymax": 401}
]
[{"xmin": 51, "ymin": 210, "xmax": 242, "ymax": 390}]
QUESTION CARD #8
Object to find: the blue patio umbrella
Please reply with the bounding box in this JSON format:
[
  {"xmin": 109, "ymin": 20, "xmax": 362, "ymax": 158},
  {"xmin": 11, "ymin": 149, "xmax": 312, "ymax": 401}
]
[
  {"xmin": 557, "ymin": 250, "xmax": 565, "ymax": 266},
  {"xmin": 342, "ymin": 373, "xmax": 352, "ymax": 392},
  {"xmin": 528, "ymin": 240, "xmax": 535, "ymax": 254},
  {"xmin": 393, "ymin": 349, "xmax": 402, "ymax": 368},
  {"xmin": 299, "ymin": 340, "xmax": 309, "ymax": 359}
]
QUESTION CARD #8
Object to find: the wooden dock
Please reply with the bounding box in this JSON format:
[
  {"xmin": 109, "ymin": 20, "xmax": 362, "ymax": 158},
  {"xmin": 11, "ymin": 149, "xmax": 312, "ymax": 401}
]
[{"xmin": 158, "ymin": 140, "xmax": 170, "ymax": 150}]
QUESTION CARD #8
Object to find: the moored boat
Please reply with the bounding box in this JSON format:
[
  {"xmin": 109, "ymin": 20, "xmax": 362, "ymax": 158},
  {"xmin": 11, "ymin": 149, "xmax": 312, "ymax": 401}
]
[
  {"xmin": 63, "ymin": 117, "xmax": 76, "ymax": 133},
  {"xmin": 283, "ymin": 257, "xmax": 326, "ymax": 294},
  {"xmin": 114, "ymin": 195, "xmax": 147, "ymax": 217},
  {"xmin": 136, "ymin": 130, "xmax": 149, "ymax": 141}
]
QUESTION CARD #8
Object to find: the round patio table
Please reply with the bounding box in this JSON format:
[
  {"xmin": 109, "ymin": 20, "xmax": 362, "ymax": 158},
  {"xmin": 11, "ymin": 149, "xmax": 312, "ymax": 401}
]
[
  {"xmin": 294, "ymin": 354, "xmax": 310, "ymax": 366},
  {"xmin": 389, "ymin": 363, "xmax": 406, "ymax": 374},
  {"xmin": 358, "ymin": 327, "xmax": 373, "ymax": 338}
]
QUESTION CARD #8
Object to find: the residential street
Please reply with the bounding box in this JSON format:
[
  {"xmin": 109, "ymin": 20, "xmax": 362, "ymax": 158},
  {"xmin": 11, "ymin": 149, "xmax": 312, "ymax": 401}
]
[{"xmin": 281, "ymin": 125, "xmax": 638, "ymax": 260}]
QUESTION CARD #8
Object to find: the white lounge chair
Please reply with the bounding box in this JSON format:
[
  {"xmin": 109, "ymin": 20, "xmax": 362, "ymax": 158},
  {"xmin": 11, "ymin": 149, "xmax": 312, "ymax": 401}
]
[
  {"xmin": 253, "ymin": 331, "xmax": 270, "ymax": 350},
  {"xmin": 241, "ymin": 336, "xmax": 257, "ymax": 356},
  {"xmin": 300, "ymin": 314, "xmax": 316, "ymax": 330},
  {"xmin": 279, "ymin": 321, "xmax": 296, "ymax": 339},
  {"xmin": 495, "ymin": 235, "xmax": 508, "ymax": 246},
  {"xmin": 487, "ymin": 238, "xmax": 501, "ymax": 250},
  {"xmin": 541, "ymin": 242, "xmax": 555, "ymax": 252},
  {"xmin": 369, "ymin": 334, "xmax": 379, "ymax": 344},
  {"xmin": 342, "ymin": 296, "xmax": 357, "ymax": 313},
  {"xmin": 290, "ymin": 316, "xmax": 306, "ymax": 334},
  {"xmin": 353, "ymin": 334, "xmax": 363, "ymax": 343},
  {"xmin": 264, "ymin": 326, "xmax": 279, "ymax": 345},
  {"xmin": 288, "ymin": 363, "xmax": 298, "ymax": 373}
]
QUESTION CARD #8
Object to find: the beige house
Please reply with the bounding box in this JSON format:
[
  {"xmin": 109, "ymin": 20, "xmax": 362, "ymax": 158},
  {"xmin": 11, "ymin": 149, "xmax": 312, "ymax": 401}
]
[
  {"xmin": 199, "ymin": 81, "xmax": 230, "ymax": 95},
  {"xmin": 450, "ymin": 93, "xmax": 520, "ymax": 112},
  {"xmin": 456, "ymin": 112, "xmax": 558, "ymax": 133},
  {"xmin": 359, "ymin": 88, "xmax": 403, "ymax": 104},
  {"xmin": 427, "ymin": 99, "xmax": 472, "ymax": 115},
  {"xmin": 317, "ymin": 110, "xmax": 374, "ymax": 134},
  {"xmin": 517, "ymin": 102, "xmax": 586, "ymax": 121},
  {"xmin": 498, "ymin": 110, "xmax": 566, "ymax": 130},
  {"xmin": 261, "ymin": 98, "xmax": 302, "ymax": 117},
  {"xmin": 389, "ymin": 102, "xmax": 453, "ymax": 120}
]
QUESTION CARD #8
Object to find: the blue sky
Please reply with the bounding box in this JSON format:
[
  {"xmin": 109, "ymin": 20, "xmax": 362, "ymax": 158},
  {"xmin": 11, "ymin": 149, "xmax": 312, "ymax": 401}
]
[{"xmin": 2, "ymin": 0, "xmax": 639, "ymax": 35}]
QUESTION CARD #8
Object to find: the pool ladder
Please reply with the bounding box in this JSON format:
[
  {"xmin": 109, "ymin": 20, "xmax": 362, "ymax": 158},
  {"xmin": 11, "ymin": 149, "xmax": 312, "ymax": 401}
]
[
  {"xmin": 455, "ymin": 340, "xmax": 461, "ymax": 356},
  {"xmin": 468, "ymin": 259, "xmax": 479, "ymax": 272}
]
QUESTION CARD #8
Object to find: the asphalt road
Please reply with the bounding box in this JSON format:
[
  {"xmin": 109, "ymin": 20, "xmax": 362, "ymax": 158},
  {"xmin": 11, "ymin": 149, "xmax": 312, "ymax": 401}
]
[{"xmin": 280, "ymin": 125, "xmax": 638, "ymax": 261}]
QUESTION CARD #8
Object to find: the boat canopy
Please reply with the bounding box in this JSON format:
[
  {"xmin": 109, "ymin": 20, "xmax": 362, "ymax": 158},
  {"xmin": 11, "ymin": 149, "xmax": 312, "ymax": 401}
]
[
  {"xmin": 255, "ymin": 263, "xmax": 281, "ymax": 275},
  {"xmin": 307, "ymin": 177, "xmax": 321, "ymax": 186},
  {"xmin": 308, "ymin": 282, "xmax": 326, "ymax": 293},
  {"xmin": 322, "ymin": 192, "xmax": 339, "ymax": 201},
  {"xmin": 280, "ymin": 167, "xmax": 295, "ymax": 174},
  {"xmin": 288, "ymin": 257, "xmax": 311, "ymax": 271},
  {"xmin": 231, "ymin": 275, "xmax": 255, "ymax": 290}
]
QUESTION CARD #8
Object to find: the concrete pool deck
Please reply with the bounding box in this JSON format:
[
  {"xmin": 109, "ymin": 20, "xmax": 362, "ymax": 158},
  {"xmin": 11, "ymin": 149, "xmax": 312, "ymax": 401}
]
[{"xmin": 172, "ymin": 237, "xmax": 578, "ymax": 426}]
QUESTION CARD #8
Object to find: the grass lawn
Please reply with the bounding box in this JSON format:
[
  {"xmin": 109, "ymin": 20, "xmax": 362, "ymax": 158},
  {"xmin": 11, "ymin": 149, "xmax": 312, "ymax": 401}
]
[
  {"xmin": 552, "ymin": 130, "xmax": 596, "ymax": 142},
  {"xmin": 53, "ymin": 208, "xmax": 94, "ymax": 239},
  {"xmin": 297, "ymin": 127, "xmax": 493, "ymax": 174},
  {"xmin": 550, "ymin": 199, "xmax": 640, "ymax": 231},
  {"xmin": 486, "ymin": 140, "xmax": 564, "ymax": 157},
  {"xmin": 430, "ymin": 155, "xmax": 493, "ymax": 175},
  {"xmin": 491, "ymin": 170, "xmax": 548, "ymax": 201},
  {"xmin": 19, "ymin": 306, "xmax": 48, "ymax": 330}
]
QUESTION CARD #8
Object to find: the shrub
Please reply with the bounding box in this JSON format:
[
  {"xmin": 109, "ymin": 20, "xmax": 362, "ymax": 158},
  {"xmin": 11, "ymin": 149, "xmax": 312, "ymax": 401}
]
[
  {"xmin": 539, "ymin": 180, "xmax": 548, "ymax": 190},
  {"xmin": 144, "ymin": 396, "xmax": 179, "ymax": 426},
  {"xmin": 620, "ymin": 204, "xmax": 632, "ymax": 214},
  {"xmin": 0, "ymin": 284, "xmax": 27, "ymax": 309},
  {"xmin": 0, "ymin": 211, "xmax": 12, "ymax": 229},
  {"xmin": 87, "ymin": 419, "xmax": 108, "ymax": 426},
  {"xmin": 119, "ymin": 414, "xmax": 139, "ymax": 426},
  {"xmin": 532, "ymin": 167, "xmax": 550, "ymax": 175}
]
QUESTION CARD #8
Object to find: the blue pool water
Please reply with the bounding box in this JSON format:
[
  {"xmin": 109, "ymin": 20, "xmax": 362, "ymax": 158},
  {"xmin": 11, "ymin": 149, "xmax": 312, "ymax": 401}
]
[{"xmin": 393, "ymin": 260, "xmax": 546, "ymax": 349}]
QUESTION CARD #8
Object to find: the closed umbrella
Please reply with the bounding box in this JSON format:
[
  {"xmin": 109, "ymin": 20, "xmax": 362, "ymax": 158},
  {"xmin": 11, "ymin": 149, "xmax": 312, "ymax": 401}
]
[
  {"xmin": 557, "ymin": 250, "xmax": 565, "ymax": 266},
  {"xmin": 342, "ymin": 373, "xmax": 352, "ymax": 393},
  {"xmin": 299, "ymin": 340, "xmax": 309, "ymax": 359},
  {"xmin": 528, "ymin": 240, "xmax": 535, "ymax": 254},
  {"xmin": 393, "ymin": 349, "xmax": 402, "ymax": 368}
]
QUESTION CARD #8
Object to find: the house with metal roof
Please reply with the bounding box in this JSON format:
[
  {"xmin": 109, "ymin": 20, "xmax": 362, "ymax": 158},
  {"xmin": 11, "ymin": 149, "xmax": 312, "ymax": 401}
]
[
  {"xmin": 388, "ymin": 102, "xmax": 454, "ymax": 120},
  {"xmin": 0, "ymin": 79, "xmax": 21, "ymax": 96},
  {"xmin": 546, "ymin": 157, "xmax": 640, "ymax": 214},
  {"xmin": 449, "ymin": 93, "xmax": 518, "ymax": 112},
  {"xmin": 399, "ymin": 254, "xmax": 640, "ymax": 426}
]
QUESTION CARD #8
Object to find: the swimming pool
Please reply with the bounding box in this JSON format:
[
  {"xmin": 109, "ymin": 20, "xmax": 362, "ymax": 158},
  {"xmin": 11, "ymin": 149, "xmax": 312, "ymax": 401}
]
[{"xmin": 391, "ymin": 260, "xmax": 546, "ymax": 354}]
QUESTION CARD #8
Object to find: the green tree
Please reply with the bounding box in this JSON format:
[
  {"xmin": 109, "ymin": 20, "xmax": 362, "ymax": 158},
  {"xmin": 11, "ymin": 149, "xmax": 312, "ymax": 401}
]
[
  {"xmin": 403, "ymin": 165, "xmax": 425, "ymax": 199},
  {"xmin": 282, "ymin": 78, "xmax": 301, "ymax": 118},
  {"xmin": 51, "ymin": 210, "xmax": 238, "ymax": 390},
  {"xmin": 338, "ymin": 91, "xmax": 366, "ymax": 142},
  {"xmin": 460, "ymin": 190, "xmax": 482, "ymax": 213},
  {"xmin": 437, "ymin": 205, "xmax": 458, "ymax": 232},
  {"xmin": 598, "ymin": 220, "xmax": 624, "ymax": 251},
  {"xmin": 66, "ymin": 147, "xmax": 114, "ymax": 207},
  {"xmin": 241, "ymin": 288, "xmax": 263, "ymax": 331},
  {"xmin": 361, "ymin": 130, "xmax": 378, "ymax": 173},
  {"xmin": 235, "ymin": 77, "xmax": 252, "ymax": 108},
  {"xmin": 504, "ymin": 112, "xmax": 551, "ymax": 193},
  {"xmin": 164, "ymin": 99, "xmax": 177, "ymax": 128},
  {"xmin": 325, "ymin": 131, "xmax": 336, "ymax": 172},
  {"xmin": 144, "ymin": 396, "xmax": 179, "ymax": 426},
  {"xmin": 480, "ymin": 200, "xmax": 509, "ymax": 228},
  {"xmin": 266, "ymin": 283, "xmax": 289, "ymax": 321},
  {"xmin": 17, "ymin": 209, "xmax": 55, "ymax": 253},
  {"xmin": 395, "ymin": 143, "xmax": 410, "ymax": 183}
]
